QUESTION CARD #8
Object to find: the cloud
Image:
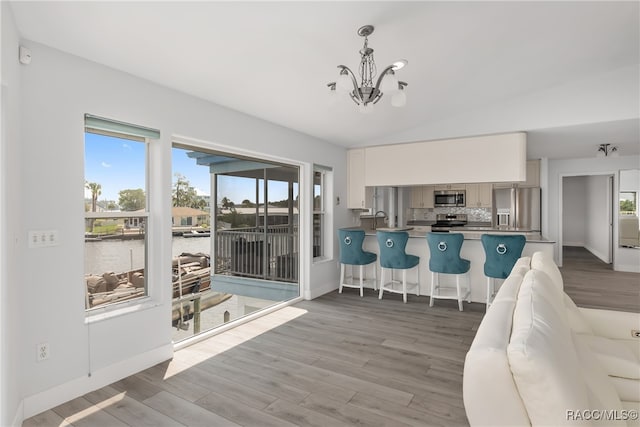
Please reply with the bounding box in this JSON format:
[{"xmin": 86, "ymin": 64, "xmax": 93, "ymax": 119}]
[
  {"xmin": 101, "ymin": 162, "xmax": 111, "ymax": 168},
  {"xmin": 195, "ymin": 187, "xmax": 210, "ymax": 196},
  {"xmin": 122, "ymin": 143, "xmax": 131, "ymax": 150}
]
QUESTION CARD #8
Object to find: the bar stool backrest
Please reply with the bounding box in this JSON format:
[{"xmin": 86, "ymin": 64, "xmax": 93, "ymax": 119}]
[
  {"xmin": 376, "ymin": 231, "xmax": 412, "ymax": 269},
  {"xmin": 338, "ymin": 229, "xmax": 373, "ymax": 265},
  {"xmin": 426, "ymin": 232, "xmax": 469, "ymax": 274},
  {"xmin": 481, "ymin": 234, "xmax": 526, "ymax": 279}
]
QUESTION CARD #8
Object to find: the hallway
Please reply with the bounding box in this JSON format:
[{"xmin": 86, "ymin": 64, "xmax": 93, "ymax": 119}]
[{"xmin": 561, "ymin": 246, "xmax": 640, "ymax": 313}]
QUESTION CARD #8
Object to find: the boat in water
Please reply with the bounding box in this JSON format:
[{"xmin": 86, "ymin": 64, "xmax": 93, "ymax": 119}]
[
  {"xmin": 182, "ymin": 230, "xmax": 211, "ymax": 238},
  {"xmin": 85, "ymin": 252, "xmax": 228, "ymax": 314}
]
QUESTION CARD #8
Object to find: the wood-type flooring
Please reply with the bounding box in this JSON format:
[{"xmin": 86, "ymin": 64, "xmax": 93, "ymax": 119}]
[{"xmin": 23, "ymin": 246, "xmax": 638, "ymax": 426}]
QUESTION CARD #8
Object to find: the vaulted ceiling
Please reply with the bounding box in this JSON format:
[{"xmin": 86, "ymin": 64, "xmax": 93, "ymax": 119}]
[{"xmin": 9, "ymin": 1, "xmax": 640, "ymax": 158}]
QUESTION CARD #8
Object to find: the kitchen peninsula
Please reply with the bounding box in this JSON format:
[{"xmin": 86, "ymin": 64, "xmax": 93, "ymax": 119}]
[{"xmin": 359, "ymin": 227, "xmax": 555, "ymax": 304}]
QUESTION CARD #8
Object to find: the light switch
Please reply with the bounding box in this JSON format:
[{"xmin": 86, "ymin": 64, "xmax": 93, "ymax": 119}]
[{"xmin": 28, "ymin": 230, "xmax": 60, "ymax": 248}]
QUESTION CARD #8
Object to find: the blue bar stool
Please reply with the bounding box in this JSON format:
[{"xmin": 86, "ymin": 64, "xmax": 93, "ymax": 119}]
[
  {"xmin": 481, "ymin": 234, "xmax": 526, "ymax": 310},
  {"xmin": 376, "ymin": 231, "xmax": 420, "ymax": 303},
  {"xmin": 426, "ymin": 232, "xmax": 471, "ymax": 311},
  {"xmin": 338, "ymin": 229, "xmax": 377, "ymax": 297}
]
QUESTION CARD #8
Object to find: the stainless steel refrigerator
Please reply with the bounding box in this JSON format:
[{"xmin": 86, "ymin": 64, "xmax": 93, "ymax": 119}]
[{"xmin": 492, "ymin": 187, "xmax": 541, "ymax": 231}]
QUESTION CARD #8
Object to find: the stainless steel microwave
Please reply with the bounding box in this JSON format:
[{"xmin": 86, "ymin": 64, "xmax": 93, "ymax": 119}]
[{"xmin": 434, "ymin": 190, "xmax": 466, "ymax": 207}]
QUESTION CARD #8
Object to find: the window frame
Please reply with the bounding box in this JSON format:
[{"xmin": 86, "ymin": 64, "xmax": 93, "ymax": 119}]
[
  {"xmin": 84, "ymin": 115, "xmax": 157, "ymax": 315},
  {"xmin": 312, "ymin": 165, "xmax": 333, "ymax": 263}
]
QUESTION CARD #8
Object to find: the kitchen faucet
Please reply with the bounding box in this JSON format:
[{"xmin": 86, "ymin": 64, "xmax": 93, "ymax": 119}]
[{"xmin": 373, "ymin": 211, "xmax": 387, "ymax": 230}]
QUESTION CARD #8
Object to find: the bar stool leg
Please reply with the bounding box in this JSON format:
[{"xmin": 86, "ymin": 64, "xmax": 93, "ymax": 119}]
[
  {"xmin": 486, "ymin": 277, "xmax": 492, "ymax": 311},
  {"xmin": 402, "ymin": 269, "xmax": 407, "ymax": 303},
  {"xmin": 430, "ymin": 271, "xmax": 436, "ymax": 307},
  {"xmin": 416, "ymin": 266, "xmax": 420, "ymax": 297},
  {"xmin": 339, "ymin": 264, "xmax": 345, "ymax": 293},
  {"xmin": 373, "ymin": 263, "xmax": 377, "ymax": 291},
  {"xmin": 379, "ymin": 268, "xmax": 385, "ymax": 300},
  {"xmin": 456, "ymin": 274, "xmax": 463, "ymax": 311},
  {"xmin": 359, "ymin": 265, "xmax": 364, "ymax": 297}
]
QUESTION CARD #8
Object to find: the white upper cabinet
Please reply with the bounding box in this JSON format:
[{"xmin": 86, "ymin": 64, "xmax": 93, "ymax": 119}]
[
  {"xmin": 364, "ymin": 132, "xmax": 526, "ymax": 187},
  {"xmin": 410, "ymin": 186, "xmax": 435, "ymax": 208},
  {"xmin": 494, "ymin": 159, "xmax": 540, "ymax": 188},
  {"xmin": 347, "ymin": 149, "xmax": 372, "ymax": 209},
  {"xmin": 465, "ymin": 183, "xmax": 493, "ymax": 208},
  {"xmin": 434, "ymin": 184, "xmax": 465, "ymax": 191}
]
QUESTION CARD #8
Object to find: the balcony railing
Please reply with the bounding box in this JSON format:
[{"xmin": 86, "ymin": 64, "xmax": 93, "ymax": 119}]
[{"xmin": 216, "ymin": 226, "xmax": 298, "ymax": 282}]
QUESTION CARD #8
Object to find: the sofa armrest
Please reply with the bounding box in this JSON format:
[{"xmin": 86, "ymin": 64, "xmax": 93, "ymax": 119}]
[{"xmin": 579, "ymin": 308, "xmax": 640, "ymax": 340}]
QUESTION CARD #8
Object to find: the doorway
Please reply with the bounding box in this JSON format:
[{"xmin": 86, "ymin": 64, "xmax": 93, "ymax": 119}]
[
  {"xmin": 561, "ymin": 174, "xmax": 614, "ymax": 267},
  {"xmin": 171, "ymin": 143, "xmax": 300, "ymax": 343}
]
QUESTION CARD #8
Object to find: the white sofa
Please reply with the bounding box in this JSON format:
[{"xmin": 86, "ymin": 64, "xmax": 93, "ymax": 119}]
[{"xmin": 464, "ymin": 251, "xmax": 640, "ymax": 426}]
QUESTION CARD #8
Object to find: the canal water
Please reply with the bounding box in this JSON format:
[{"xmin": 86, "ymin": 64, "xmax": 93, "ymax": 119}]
[{"xmin": 85, "ymin": 236, "xmax": 211, "ymax": 274}]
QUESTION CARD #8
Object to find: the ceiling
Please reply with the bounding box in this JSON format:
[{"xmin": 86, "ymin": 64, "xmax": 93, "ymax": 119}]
[{"xmin": 9, "ymin": 1, "xmax": 640, "ymax": 158}]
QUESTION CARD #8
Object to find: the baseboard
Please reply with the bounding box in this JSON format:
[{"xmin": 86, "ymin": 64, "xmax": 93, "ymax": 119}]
[
  {"xmin": 583, "ymin": 245, "xmax": 610, "ymax": 264},
  {"xmin": 614, "ymin": 263, "xmax": 640, "ymax": 273},
  {"xmin": 308, "ymin": 279, "xmax": 338, "ymax": 300},
  {"xmin": 21, "ymin": 343, "xmax": 173, "ymax": 421},
  {"xmin": 10, "ymin": 400, "xmax": 24, "ymax": 427},
  {"xmin": 562, "ymin": 241, "xmax": 584, "ymax": 247}
]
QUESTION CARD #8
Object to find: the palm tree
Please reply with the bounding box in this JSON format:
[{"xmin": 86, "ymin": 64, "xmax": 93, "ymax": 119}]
[{"xmin": 85, "ymin": 181, "xmax": 102, "ymax": 212}]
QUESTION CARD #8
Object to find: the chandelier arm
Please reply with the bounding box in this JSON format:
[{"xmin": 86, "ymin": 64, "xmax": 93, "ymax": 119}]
[
  {"xmin": 337, "ymin": 65, "xmax": 363, "ymax": 102},
  {"xmin": 373, "ymin": 65, "xmax": 397, "ymax": 92}
]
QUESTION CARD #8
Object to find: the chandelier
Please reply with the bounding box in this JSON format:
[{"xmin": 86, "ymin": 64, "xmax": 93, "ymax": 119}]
[
  {"xmin": 597, "ymin": 143, "xmax": 618, "ymax": 157},
  {"xmin": 328, "ymin": 25, "xmax": 408, "ymax": 113}
]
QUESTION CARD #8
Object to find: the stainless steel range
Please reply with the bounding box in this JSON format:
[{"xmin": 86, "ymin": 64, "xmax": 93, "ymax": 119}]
[{"xmin": 431, "ymin": 213, "xmax": 468, "ymax": 232}]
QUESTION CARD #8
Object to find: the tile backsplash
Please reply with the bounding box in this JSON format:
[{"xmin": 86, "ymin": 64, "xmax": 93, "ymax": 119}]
[{"xmin": 409, "ymin": 207, "xmax": 492, "ymax": 223}]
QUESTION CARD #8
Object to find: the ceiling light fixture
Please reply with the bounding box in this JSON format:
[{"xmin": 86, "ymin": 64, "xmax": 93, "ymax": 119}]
[
  {"xmin": 597, "ymin": 143, "xmax": 619, "ymax": 157},
  {"xmin": 328, "ymin": 25, "xmax": 408, "ymax": 113}
]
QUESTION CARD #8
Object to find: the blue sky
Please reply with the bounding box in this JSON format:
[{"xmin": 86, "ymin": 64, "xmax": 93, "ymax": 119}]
[
  {"xmin": 84, "ymin": 132, "xmax": 146, "ymax": 202},
  {"xmin": 85, "ymin": 133, "xmax": 293, "ymax": 204}
]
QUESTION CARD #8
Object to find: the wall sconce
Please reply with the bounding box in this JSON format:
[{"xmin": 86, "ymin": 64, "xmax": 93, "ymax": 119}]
[{"xmin": 597, "ymin": 143, "xmax": 619, "ymax": 157}]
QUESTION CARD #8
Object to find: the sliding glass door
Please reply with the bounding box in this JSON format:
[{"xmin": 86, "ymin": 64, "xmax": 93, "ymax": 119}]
[{"xmin": 171, "ymin": 144, "xmax": 299, "ymax": 342}]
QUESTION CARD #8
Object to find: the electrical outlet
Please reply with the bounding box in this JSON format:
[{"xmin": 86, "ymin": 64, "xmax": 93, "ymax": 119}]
[{"xmin": 37, "ymin": 343, "xmax": 49, "ymax": 362}]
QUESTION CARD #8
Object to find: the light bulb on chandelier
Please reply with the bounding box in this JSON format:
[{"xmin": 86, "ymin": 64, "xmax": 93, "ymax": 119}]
[{"xmin": 328, "ymin": 25, "xmax": 408, "ymax": 113}]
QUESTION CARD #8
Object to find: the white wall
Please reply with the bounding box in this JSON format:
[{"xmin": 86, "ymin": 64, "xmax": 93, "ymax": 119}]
[
  {"xmin": 620, "ymin": 169, "xmax": 640, "ymax": 192},
  {"xmin": 9, "ymin": 38, "xmax": 349, "ymax": 423},
  {"xmin": 584, "ymin": 175, "xmax": 612, "ymax": 263},
  {"xmin": 547, "ymin": 155, "xmax": 640, "ymax": 271},
  {"xmin": 562, "ymin": 176, "xmax": 587, "ymax": 246},
  {"xmin": 1, "ymin": 3, "xmax": 24, "ymax": 426}
]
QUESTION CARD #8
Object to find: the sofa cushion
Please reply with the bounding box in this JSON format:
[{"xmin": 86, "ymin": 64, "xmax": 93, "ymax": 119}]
[
  {"xmin": 564, "ymin": 293, "xmax": 595, "ymax": 334},
  {"xmin": 624, "ymin": 340, "xmax": 640, "ymax": 361},
  {"xmin": 464, "ymin": 300, "xmax": 530, "ymax": 426},
  {"xmin": 531, "ymin": 251, "xmax": 563, "ymax": 291},
  {"xmin": 508, "ymin": 270, "xmax": 590, "ymax": 425},
  {"xmin": 572, "ymin": 332, "xmax": 626, "ymax": 426},
  {"xmin": 621, "ymin": 401, "xmax": 640, "ymax": 427},
  {"xmin": 576, "ymin": 335, "xmax": 640, "ymax": 380},
  {"xmin": 492, "ymin": 270, "xmax": 527, "ymax": 304},
  {"xmin": 520, "ymin": 268, "xmax": 569, "ymax": 327},
  {"xmin": 513, "ymin": 255, "xmax": 531, "ymax": 270},
  {"xmin": 612, "ymin": 377, "xmax": 640, "ymax": 402}
]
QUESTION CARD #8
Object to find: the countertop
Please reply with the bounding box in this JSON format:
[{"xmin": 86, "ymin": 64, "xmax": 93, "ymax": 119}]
[{"xmin": 356, "ymin": 227, "xmax": 554, "ymax": 243}]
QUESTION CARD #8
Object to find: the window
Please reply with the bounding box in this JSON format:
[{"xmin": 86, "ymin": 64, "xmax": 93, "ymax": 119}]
[
  {"xmin": 313, "ymin": 165, "xmax": 332, "ymax": 261},
  {"xmin": 84, "ymin": 115, "xmax": 159, "ymax": 311},
  {"xmin": 620, "ymin": 192, "xmax": 637, "ymax": 215}
]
